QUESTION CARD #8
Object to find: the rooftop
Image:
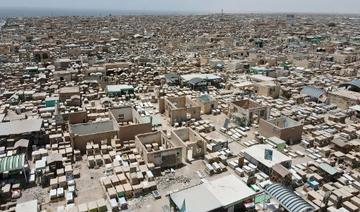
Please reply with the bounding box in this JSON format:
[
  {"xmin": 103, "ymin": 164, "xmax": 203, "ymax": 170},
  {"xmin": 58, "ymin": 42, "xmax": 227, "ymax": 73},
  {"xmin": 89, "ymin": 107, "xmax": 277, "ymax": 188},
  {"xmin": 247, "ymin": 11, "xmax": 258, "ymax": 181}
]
[
  {"xmin": 106, "ymin": 84, "xmax": 134, "ymax": 93},
  {"xmin": 268, "ymin": 137, "xmax": 286, "ymax": 145},
  {"xmin": 301, "ymin": 86, "xmax": 326, "ymax": 99},
  {"xmin": 242, "ymin": 144, "xmax": 291, "ymax": 168},
  {"xmin": 181, "ymin": 73, "xmax": 221, "ymax": 82},
  {"xmin": 249, "ymin": 74, "xmax": 275, "ymax": 82},
  {"xmin": 318, "ymin": 163, "xmax": 338, "ymax": 176},
  {"xmin": 59, "ymin": 86, "xmax": 80, "ymax": 94},
  {"xmin": 0, "ymin": 119, "xmax": 43, "ymax": 137},
  {"xmin": 170, "ymin": 174, "xmax": 256, "ymax": 211}
]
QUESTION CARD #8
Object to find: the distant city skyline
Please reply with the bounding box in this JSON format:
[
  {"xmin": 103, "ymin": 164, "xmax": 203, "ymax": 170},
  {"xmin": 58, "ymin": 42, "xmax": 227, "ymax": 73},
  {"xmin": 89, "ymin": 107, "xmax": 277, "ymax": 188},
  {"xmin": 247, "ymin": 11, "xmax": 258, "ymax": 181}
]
[{"xmin": 2, "ymin": 0, "xmax": 360, "ymax": 14}]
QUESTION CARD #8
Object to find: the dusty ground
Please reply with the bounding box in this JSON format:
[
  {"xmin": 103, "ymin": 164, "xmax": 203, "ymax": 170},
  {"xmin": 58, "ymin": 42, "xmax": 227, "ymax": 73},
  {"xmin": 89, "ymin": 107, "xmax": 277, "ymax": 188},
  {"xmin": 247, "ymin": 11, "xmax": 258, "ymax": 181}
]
[
  {"xmin": 289, "ymin": 144, "xmax": 315, "ymax": 165},
  {"xmin": 73, "ymin": 161, "xmax": 106, "ymax": 204},
  {"xmin": 18, "ymin": 159, "xmax": 106, "ymax": 212},
  {"xmin": 19, "ymin": 157, "xmax": 207, "ymax": 212},
  {"xmin": 127, "ymin": 160, "xmax": 205, "ymax": 212},
  {"xmin": 18, "ymin": 186, "xmax": 47, "ymax": 204}
]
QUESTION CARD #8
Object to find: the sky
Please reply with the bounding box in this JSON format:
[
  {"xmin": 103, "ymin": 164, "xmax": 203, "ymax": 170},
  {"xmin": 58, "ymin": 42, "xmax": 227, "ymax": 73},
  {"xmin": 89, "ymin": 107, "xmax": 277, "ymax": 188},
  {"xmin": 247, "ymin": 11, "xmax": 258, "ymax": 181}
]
[{"xmin": 1, "ymin": 0, "xmax": 360, "ymax": 14}]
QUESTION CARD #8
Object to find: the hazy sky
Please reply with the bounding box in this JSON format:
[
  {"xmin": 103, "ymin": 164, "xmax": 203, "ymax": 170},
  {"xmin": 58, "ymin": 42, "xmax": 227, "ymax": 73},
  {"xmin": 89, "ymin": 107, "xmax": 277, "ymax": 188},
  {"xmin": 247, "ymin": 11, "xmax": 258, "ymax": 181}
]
[{"xmin": 2, "ymin": 0, "xmax": 360, "ymax": 14}]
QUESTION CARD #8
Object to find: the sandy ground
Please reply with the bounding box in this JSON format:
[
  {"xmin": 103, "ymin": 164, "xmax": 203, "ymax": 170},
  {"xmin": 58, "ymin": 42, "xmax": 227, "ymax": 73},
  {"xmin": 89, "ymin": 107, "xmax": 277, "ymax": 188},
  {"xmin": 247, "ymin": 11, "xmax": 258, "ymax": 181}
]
[
  {"xmin": 289, "ymin": 144, "xmax": 315, "ymax": 165},
  {"xmin": 18, "ymin": 159, "xmax": 106, "ymax": 212},
  {"xmin": 127, "ymin": 160, "xmax": 205, "ymax": 212}
]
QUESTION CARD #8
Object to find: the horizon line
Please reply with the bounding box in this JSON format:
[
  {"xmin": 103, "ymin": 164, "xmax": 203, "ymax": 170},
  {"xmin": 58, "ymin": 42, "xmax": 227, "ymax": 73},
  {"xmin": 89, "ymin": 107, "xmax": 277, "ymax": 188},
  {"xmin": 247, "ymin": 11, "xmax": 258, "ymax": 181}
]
[{"xmin": 1, "ymin": 6, "xmax": 360, "ymax": 17}]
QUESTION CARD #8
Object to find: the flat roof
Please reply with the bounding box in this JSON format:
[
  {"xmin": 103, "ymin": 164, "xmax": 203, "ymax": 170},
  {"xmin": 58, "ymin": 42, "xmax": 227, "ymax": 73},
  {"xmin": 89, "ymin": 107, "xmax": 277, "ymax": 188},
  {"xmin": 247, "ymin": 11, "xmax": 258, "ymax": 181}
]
[
  {"xmin": 205, "ymin": 174, "xmax": 256, "ymax": 207},
  {"xmin": 242, "ymin": 144, "xmax": 291, "ymax": 168},
  {"xmin": 319, "ymin": 163, "xmax": 338, "ymax": 176},
  {"xmin": 16, "ymin": 200, "xmax": 38, "ymax": 212},
  {"xmin": 140, "ymin": 115, "xmax": 162, "ymax": 127},
  {"xmin": 0, "ymin": 119, "xmax": 43, "ymax": 137},
  {"xmin": 301, "ymin": 86, "xmax": 326, "ymax": 99},
  {"xmin": 249, "ymin": 74, "xmax": 275, "ymax": 82},
  {"xmin": 70, "ymin": 120, "xmax": 116, "ymax": 135},
  {"xmin": 106, "ymin": 84, "xmax": 134, "ymax": 92},
  {"xmin": 59, "ymin": 86, "xmax": 80, "ymax": 93},
  {"xmin": 170, "ymin": 174, "xmax": 256, "ymax": 211},
  {"xmin": 181, "ymin": 73, "xmax": 221, "ymax": 82},
  {"xmin": 268, "ymin": 137, "xmax": 286, "ymax": 145},
  {"xmin": 171, "ymin": 181, "xmax": 221, "ymax": 212}
]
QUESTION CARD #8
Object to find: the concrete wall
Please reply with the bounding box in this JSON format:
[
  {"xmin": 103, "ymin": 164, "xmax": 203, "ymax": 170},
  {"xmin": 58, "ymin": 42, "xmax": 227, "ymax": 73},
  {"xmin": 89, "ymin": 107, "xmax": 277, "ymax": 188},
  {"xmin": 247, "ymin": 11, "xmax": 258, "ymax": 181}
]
[
  {"xmin": 200, "ymin": 101, "xmax": 218, "ymax": 114},
  {"xmin": 168, "ymin": 96, "xmax": 186, "ymax": 108},
  {"xmin": 229, "ymin": 103, "xmax": 249, "ymax": 126},
  {"xmin": 172, "ymin": 128, "xmax": 189, "ymax": 141},
  {"xmin": 136, "ymin": 131, "xmax": 162, "ymax": 145},
  {"xmin": 158, "ymin": 97, "xmax": 165, "ymax": 113},
  {"xmin": 110, "ymin": 107, "xmax": 133, "ymax": 122},
  {"xmin": 259, "ymin": 119, "xmax": 303, "ymax": 145},
  {"xmin": 54, "ymin": 72, "xmax": 72, "ymax": 81},
  {"xmin": 190, "ymin": 97, "xmax": 218, "ymax": 114},
  {"xmin": 257, "ymin": 83, "xmax": 280, "ymax": 98},
  {"xmin": 230, "ymin": 101, "xmax": 270, "ymax": 126},
  {"xmin": 68, "ymin": 111, "xmax": 88, "ymax": 124},
  {"xmin": 146, "ymin": 147, "xmax": 183, "ymax": 168},
  {"xmin": 169, "ymin": 108, "xmax": 187, "ymax": 125},
  {"xmin": 171, "ymin": 128, "xmax": 206, "ymax": 161},
  {"xmin": 131, "ymin": 108, "xmax": 147, "ymax": 124},
  {"xmin": 243, "ymin": 151, "xmax": 259, "ymax": 167},
  {"xmin": 170, "ymin": 132, "xmax": 186, "ymax": 146},
  {"xmin": 170, "ymin": 130, "xmax": 188, "ymax": 163},
  {"xmin": 169, "ymin": 107, "xmax": 201, "ymax": 125},
  {"xmin": 186, "ymin": 106, "xmax": 201, "ymax": 120},
  {"xmin": 71, "ymin": 130, "xmax": 117, "ymax": 153},
  {"xmin": 278, "ymin": 126, "xmax": 303, "ymax": 145},
  {"xmin": 118, "ymin": 123, "xmax": 152, "ymax": 142},
  {"xmin": 135, "ymin": 131, "xmax": 183, "ymax": 168},
  {"xmin": 163, "ymin": 96, "xmax": 201, "ymax": 125},
  {"xmin": 259, "ymin": 119, "xmax": 282, "ymax": 138},
  {"xmin": 135, "ymin": 135, "xmax": 149, "ymax": 162},
  {"xmin": 189, "ymin": 129, "xmax": 201, "ymax": 143}
]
